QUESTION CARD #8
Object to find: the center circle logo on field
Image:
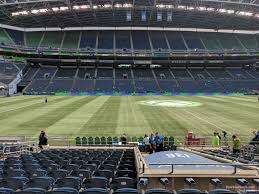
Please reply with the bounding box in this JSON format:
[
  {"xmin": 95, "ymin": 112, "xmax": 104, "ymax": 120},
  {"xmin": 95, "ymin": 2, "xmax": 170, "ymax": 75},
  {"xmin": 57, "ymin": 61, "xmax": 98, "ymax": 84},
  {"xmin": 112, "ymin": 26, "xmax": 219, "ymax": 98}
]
[{"xmin": 137, "ymin": 100, "xmax": 202, "ymax": 107}]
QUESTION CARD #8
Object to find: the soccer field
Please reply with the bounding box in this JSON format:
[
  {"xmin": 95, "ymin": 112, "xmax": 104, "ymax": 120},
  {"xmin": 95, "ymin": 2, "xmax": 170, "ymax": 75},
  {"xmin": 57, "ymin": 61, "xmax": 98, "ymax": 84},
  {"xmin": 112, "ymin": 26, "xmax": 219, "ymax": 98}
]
[{"xmin": 0, "ymin": 95, "xmax": 258, "ymax": 139}]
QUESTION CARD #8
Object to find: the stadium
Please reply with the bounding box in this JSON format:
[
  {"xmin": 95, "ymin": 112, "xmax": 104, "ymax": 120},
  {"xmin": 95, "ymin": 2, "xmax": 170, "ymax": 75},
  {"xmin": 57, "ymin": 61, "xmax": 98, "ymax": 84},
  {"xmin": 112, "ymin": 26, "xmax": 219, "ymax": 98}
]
[{"xmin": 0, "ymin": 0, "xmax": 259, "ymax": 193}]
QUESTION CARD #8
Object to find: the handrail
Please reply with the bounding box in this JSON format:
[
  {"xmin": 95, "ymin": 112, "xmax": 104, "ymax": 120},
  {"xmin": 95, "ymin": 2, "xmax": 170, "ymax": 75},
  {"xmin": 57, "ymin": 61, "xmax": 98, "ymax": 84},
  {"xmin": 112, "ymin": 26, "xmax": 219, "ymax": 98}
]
[{"xmin": 146, "ymin": 162, "xmax": 259, "ymax": 174}]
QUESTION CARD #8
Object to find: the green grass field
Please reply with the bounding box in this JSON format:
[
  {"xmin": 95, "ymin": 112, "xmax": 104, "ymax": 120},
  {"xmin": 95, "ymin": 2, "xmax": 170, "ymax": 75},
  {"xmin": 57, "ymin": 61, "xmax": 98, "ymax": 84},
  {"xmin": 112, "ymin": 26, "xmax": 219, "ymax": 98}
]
[{"xmin": 0, "ymin": 95, "xmax": 258, "ymax": 140}]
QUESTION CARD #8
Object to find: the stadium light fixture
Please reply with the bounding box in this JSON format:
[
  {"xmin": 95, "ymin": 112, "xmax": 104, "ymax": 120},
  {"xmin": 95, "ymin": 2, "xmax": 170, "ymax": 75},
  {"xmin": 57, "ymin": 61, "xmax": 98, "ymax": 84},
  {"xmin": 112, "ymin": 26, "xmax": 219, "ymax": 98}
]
[
  {"xmin": 10, "ymin": 3, "xmax": 257, "ymax": 19},
  {"xmin": 114, "ymin": 4, "xmax": 122, "ymax": 8},
  {"xmin": 52, "ymin": 7, "xmax": 60, "ymax": 11},
  {"xmin": 187, "ymin": 7, "xmax": 195, "ymax": 10},
  {"xmin": 218, "ymin": 9, "xmax": 227, "ymax": 13},
  {"xmin": 31, "ymin": 9, "xmax": 40, "ymax": 14},
  {"xmin": 218, "ymin": 9, "xmax": 234, "ymax": 14},
  {"xmin": 123, "ymin": 4, "xmax": 132, "ymax": 8},
  {"xmin": 60, "ymin": 6, "xmax": 68, "ymax": 11},
  {"xmin": 39, "ymin": 9, "xmax": 48, "ymax": 13},
  {"xmin": 177, "ymin": 5, "xmax": 186, "ymax": 9},
  {"xmin": 227, "ymin": 10, "xmax": 235, "ymax": 14},
  {"xmin": 237, "ymin": 11, "xmax": 253, "ymax": 16},
  {"xmin": 206, "ymin": 7, "xmax": 215, "ymax": 12},
  {"xmin": 197, "ymin": 7, "xmax": 206, "ymax": 11},
  {"xmin": 103, "ymin": 4, "xmax": 112, "ymax": 8},
  {"xmin": 12, "ymin": 10, "xmax": 29, "ymax": 16}
]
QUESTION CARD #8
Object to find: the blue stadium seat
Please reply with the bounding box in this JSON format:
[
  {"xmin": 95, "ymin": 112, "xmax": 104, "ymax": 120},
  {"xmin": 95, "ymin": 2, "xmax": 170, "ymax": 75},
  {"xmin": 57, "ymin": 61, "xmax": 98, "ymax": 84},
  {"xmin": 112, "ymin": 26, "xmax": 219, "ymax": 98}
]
[
  {"xmin": 99, "ymin": 164, "xmax": 116, "ymax": 172},
  {"xmin": 177, "ymin": 189, "xmax": 204, "ymax": 194},
  {"xmin": 0, "ymin": 188, "xmax": 15, "ymax": 194},
  {"xmin": 54, "ymin": 177, "xmax": 82, "ymax": 190},
  {"xmin": 4, "ymin": 164, "xmax": 23, "ymax": 170},
  {"xmin": 80, "ymin": 164, "xmax": 97, "ymax": 173},
  {"xmin": 118, "ymin": 164, "xmax": 134, "ymax": 171},
  {"xmin": 116, "ymin": 170, "xmax": 135, "ymax": 179},
  {"xmin": 145, "ymin": 188, "xmax": 172, "ymax": 194},
  {"xmin": 3, "ymin": 169, "xmax": 26, "ymax": 177},
  {"xmin": 83, "ymin": 177, "xmax": 108, "ymax": 189},
  {"xmin": 114, "ymin": 188, "xmax": 140, "ymax": 194},
  {"xmin": 241, "ymin": 191, "xmax": 259, "ymax": 194},
  {"xmin": 27, "ymin": 169, "xmax": 47, "ymax": 177},
  {"xmin": 0, "ymin": 177, "xmax": 29, "ymax": 190},
  {"xmin": 47, "ymin": 187, "xmax": 78, "ymax": 194},
  {"xmin": 70, "ymin": 161, "xmax": 87, "ymax": 167},
  {"xmin": 111, "ymin": 177, "xmax": 136, "ymax": 190},
  {"xmin": 24, "ymin": 164, "xmax": 41, "ymax": 170},
  {"xmin": 209, "ymin": 189, "xmax": 237, "ymax": 194},
  {"xmin": 26, "ymin": 177, "xmax": 55, "ymax": 190},
  {"xmin": 15, "ymin": 188, "xmax": 47, "ymax": 194},
  {"xmin": 79, "ymin": 188, "xmax": 108, "ymax": 194},
  {"xmin": 102, "ymin": 160, "xmax": 117, "ymax": 166},
  {"xmin": 93, "ymin": 170, "xmax": 113, "ymax": 179},
  {"xmin": 42, "ymin": 164, "xmax": 60, "ymax": 172},
  {"xmin": 62, "ymin": 165, "xmax": 80, "ymax": 172},
  {"xmin": 87, "ymin": 161, "xmax": 101, "ymax": 167},
  {"xmin": 47, "ymin": 169, "xmax": 69, "ymax": 180},
  {"xmin": 70, "ymin": 170, "xmax": 91, "ymax": 180}
]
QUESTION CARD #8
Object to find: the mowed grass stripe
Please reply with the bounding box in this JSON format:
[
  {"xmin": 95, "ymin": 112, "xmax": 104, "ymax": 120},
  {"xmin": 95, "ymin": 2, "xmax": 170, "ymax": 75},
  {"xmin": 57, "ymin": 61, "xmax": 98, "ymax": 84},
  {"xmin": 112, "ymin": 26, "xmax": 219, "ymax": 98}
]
[
  {"xmin": 115, "ymin": 96, "xmax": 151, "ymax": 136},
  {"xmin": 152, "ymin": 96, "xmax": 213, "ymax": 135},
  {"xmin": 0, "ymin": 96, "xmax": 72, "ymax": 135},
  {"xmin": 17, "ymin": 97, "xmax": 96, "ymax": 133},
  {"xmin": 0, "ymin": 96, "xmax": 50, "ymax": 113},
  {"xmin": 198, "ymin": 95, "xmax": 259, "ymax": 109},
  {"xmin": 75, "ymin": 96, "xmax": 111, "ymax": 135},
  {"xmin": 0, "ymin": 96, "xmax": 66, "ymax": 121},
  {"xmin": 195, "ymin": 95, "xmax": 259, "ymax": 124},
  {"xmin": 137, "ymin": 96, "xmax": 189, "ymax": 136},
  {"xmin": 80, "ymin": 96, "xmax": 121, "ymax": 136},
  {"xmin": 47, "ymin": 96, "xmax": 107, "ymax": 136},
  {"xmin": 181, "ymin": 96, "xmax": 257, "ymax": 135},
  {"xmin": 178, "ymin": 96, "xmax": 240, "ymax": 133},
  {"xmin": 0, "ymin": 96, "xmax": 42, "ymax": 107}
]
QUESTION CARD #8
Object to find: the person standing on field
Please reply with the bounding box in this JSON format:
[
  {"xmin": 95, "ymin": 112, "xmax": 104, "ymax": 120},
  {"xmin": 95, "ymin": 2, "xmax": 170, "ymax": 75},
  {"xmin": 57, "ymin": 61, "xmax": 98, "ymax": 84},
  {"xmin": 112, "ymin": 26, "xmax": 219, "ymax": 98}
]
[
  {"xmin": 212, "ymin": 132, "xmax": 220, "ymax": 147},
  {"xmin": 38, "ymin": 130, "xmax": 48, "ymax": 149},
  {"xmin": 143, "ymin": 134, "xmax": 150, "ymax": 153},
  {"xmin": 232, "ymin": 135, "xmax": 241, "ymax": 154}
]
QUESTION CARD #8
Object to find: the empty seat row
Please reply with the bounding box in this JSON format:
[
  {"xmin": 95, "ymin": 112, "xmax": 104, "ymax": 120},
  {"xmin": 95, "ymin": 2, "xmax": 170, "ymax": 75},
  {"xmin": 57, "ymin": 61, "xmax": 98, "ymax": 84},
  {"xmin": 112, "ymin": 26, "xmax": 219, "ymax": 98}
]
[{"xmin": 1, "ymin": 187, "xmax": 257, "ymax": 194}]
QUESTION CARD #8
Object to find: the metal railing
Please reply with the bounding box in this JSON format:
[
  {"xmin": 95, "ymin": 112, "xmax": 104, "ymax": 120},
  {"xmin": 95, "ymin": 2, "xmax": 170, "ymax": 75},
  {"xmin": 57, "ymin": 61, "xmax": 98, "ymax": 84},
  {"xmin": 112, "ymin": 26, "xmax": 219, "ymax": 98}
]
[
  {"xmin": 145, "ymin": 162, "xmax": 259, "ymax": 175},
  {"xmin": 0, "ymin": 141, "xmax": 38, "ymax": 158}
]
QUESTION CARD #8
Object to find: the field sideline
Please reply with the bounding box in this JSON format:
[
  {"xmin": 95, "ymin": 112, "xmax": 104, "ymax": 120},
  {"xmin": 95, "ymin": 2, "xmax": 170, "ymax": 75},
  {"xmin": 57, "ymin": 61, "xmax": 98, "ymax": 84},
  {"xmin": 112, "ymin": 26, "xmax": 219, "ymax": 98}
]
[{"xmin": 0, "ymin": 95, "xmax": 258, "ymax": 138}]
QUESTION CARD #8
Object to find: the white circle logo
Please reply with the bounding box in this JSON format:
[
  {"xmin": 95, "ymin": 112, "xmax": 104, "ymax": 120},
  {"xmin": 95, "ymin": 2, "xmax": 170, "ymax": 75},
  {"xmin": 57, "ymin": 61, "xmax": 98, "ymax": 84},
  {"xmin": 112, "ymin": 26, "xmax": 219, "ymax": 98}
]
[{"xmin": 137, "ymin": 100, "xmax": 202, "ymax": 107}]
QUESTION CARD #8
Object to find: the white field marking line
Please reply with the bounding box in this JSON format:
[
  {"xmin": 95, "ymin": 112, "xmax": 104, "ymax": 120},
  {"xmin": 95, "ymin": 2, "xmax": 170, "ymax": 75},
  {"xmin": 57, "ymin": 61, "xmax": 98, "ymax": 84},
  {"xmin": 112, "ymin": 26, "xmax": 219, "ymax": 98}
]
[
  {"xmin": 0, "ymin": 96, "xmax": 61, "ymax": 114},
  {"xmin": 181, "ymin": 108, "xmax": 236, "ymax": 132}
]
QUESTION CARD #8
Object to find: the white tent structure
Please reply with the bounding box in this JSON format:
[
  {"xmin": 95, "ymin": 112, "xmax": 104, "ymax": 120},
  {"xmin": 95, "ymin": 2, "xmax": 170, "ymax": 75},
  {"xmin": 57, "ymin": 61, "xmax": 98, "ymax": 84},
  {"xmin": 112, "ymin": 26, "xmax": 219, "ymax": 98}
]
[{"xmin": 0, "ymin": 82, "xmax": 8, "ymax": 96}]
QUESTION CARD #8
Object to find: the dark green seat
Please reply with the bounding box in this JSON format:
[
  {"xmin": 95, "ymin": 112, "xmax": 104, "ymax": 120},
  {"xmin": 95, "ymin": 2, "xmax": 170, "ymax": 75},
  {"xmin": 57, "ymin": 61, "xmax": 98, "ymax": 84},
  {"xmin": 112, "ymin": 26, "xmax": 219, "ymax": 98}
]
[
  {"xmin": 75, "ymin": 137, "xmax": 81, "ymax": 146},
  {"xmin": 113, "ymin": 137, "xmax": 119, "ymax": 144},
  {"xmin": 164, "ymin": 137, "xmax": 169, "ymax": 145},
  {"xmin": 101, "ymin": 137, "xmax": 106, "ymax": 145},
  {"xmin": 88, "ymin": 137, "xmax": 94, "ymax": 145},
  {"xmin": 82, "ymin": 137, "xmax": 87, "ymax": 145},
  {"xmin": 138, "ymin": 137, "xmax": 144, "ymax": 143},
  {"xmin": 95, "ymin": 137, "xmax": 101, "ymax": 145},
  {"xmin": 132, "ymin": 136, "xmax": 137, "ymax": 142},
  {"xmin": 169, "ymin": 136, "xmax": 174, "ymax": 145},
  {"xmin": 107, "ymin": 137, "xmax": 113, "ymax": 145}
]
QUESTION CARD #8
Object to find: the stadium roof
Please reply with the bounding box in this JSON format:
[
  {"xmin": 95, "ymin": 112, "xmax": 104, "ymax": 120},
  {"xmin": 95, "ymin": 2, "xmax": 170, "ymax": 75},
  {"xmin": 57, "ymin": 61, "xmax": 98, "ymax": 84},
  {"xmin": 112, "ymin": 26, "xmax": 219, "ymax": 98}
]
[{"xmin": 1, "ymin": 0, "xmax": 259, "ymax": 30}]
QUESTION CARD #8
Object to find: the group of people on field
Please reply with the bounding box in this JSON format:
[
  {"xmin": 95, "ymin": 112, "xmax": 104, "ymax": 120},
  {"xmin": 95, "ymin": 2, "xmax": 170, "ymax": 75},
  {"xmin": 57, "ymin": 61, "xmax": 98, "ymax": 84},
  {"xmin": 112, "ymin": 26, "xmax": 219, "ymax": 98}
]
[
  {"xmin": 143, "ymin": 133, "xmax": 164, "ymax": 153},
  {"xmin": 212, "ymin": 131, "xmax": 241, "ymax": 154},
  {"xmin": 120, "ymin": 132, "xmax": 165, "ymax": 153}
]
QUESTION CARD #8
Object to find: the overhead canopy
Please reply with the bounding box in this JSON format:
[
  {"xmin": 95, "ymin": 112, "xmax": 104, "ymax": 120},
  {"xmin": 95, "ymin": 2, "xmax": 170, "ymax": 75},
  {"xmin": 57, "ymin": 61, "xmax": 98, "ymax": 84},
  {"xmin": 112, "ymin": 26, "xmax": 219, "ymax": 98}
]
[{"xmin": 0, "ymin": 0, "xmax": 259, "ymax": 30}]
